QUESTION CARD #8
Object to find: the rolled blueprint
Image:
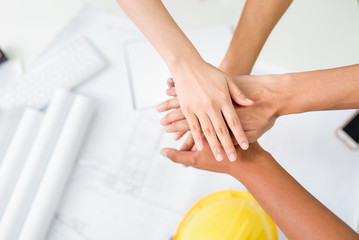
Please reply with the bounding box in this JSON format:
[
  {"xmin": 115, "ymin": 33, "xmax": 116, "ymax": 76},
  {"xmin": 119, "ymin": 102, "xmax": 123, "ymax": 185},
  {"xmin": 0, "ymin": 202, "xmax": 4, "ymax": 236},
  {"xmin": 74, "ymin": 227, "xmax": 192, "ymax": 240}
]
[
  {"xmin": 0, "ymin": 109, "xmax": 43, "ymax": 217},
  {"xmin": 18, "ymin": 95, "xmax": 94, "ymax": 240},
  {"xmin": 0, "ymin": 89, "xmax": 74, "ymax": 240},
  {"xmin": 0, "ymin": 107, "xmax": 22, "ymax": 163}
]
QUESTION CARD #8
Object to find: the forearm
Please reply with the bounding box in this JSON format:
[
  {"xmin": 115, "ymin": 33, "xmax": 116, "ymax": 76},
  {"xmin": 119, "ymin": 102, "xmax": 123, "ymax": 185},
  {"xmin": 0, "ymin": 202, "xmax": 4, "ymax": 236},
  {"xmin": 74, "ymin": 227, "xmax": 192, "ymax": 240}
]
[
  {"xmin": 221, "ymin": 0, "xmax": 292, "ymax": 75},
  {"xmin": 117, "ymin": 0, "xmax": 201, "ymax": 71},
  {"xmin": 278, "ymin": 64, "xmax": 359, "ymax": 115},
  {"xmin": 231, "ymin": 146, "xmax": 359, "ymax": 240}
]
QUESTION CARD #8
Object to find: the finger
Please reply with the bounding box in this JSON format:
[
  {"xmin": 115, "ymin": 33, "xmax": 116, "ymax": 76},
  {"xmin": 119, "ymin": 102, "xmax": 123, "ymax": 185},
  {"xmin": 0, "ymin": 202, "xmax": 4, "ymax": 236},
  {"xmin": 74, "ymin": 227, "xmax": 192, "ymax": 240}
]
[
  {"xmin": 156, "ymin": 97, "xmax": 179, "ymax": 112},
  {"xmin": 198, "ymin": 114, "xmax": 224, "ymax": 161},
  {"xmin": 185, "ymin": 113, "xmax": 203, "ymax": 151},
  {"xmin": 166, "ymin": 87, "xmax": 177, "ymax": 96},
  {"xmin": 165, "ymin": 120, "xmax": 190, "ymax": 133},
  {"xmin": 227, "ymin": 79, "xmax": 253, "ymax": 106},
  {"xmin": 222, "ymin": 105, "xmax": 249, "ymax": 151},
  {"xmin": 160, "ymin": 109, "xmax": 185, "ymax": 126},
  {"xmin": 174, "ymin": 131, "xmax": 186, "ymax": 140},
  {"xmin": 167, "ymin": 77, "xmax": 175, "ymax": 88},
  {"xmin": 209, "ymin": 110, "xmax": 237, "ymax": 162},
  {"xmin": 181, "ymin": 133, "xmax": 195, "ymax": 151},
  {"xmin": 230, "ymin": 133, "xmax": 239, "ymax": 146},
  {"xmin": 160, "ymin": 148, "xmax": 196, "ymax": 166}
]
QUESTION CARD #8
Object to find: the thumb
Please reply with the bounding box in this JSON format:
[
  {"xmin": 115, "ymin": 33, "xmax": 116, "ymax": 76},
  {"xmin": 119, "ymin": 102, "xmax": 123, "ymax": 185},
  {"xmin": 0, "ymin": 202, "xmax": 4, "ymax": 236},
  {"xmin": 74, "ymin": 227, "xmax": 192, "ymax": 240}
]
[
  {"xmin": 227, "ymin": 79, "xmax": 254, "ymax": 106},
  {"xmin": 160, "ymin": 148, "xmax": 195, "ymax": 166}
]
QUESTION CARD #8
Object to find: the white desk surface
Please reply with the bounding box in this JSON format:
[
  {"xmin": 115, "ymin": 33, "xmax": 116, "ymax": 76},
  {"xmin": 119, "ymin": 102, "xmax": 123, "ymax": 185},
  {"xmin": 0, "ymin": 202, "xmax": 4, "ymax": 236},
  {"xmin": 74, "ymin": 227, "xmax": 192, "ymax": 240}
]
[{"xmin": 0, "ymin": 1, "xmax": 358, "ymax": 239}]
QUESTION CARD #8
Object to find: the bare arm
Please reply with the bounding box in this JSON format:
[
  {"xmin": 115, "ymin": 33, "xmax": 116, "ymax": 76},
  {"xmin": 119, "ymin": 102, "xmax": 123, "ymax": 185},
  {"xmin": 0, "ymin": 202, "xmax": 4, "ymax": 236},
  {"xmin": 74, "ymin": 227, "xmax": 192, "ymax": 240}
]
[
  {"xmin": 220, "ymin": 0, "xmax": 293, "ymax": 75},
  {"xmin": 118, "ymin": 0, "xmax": 254, "ymax": 162},
  {"xmin": 158, "ymin": 0, "xmax": 293, "ymax": 145},
  {"xmin": 117, "ymin": 0, "xmax": 199, "ymax": 68},
  {"xmin": 159, "ymin": 64, "xmax": 359, "ymax": 142},
  {"xmin": 231, "ymin": 146, "xmax": 359, "ymax": 240},
  {"xmin": 161, "ymin": 143, "xmax": 359, "ymax": 239},
  {"xmin": 278, "ymin": 64, "xmax": 359, "ymax": 114}
]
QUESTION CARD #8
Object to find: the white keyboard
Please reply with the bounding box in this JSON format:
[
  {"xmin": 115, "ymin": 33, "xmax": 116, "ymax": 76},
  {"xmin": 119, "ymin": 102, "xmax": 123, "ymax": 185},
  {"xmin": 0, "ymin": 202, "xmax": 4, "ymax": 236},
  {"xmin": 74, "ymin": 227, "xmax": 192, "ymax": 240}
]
[{"xmin": 0, "ymin": 38, "xmax": 107, "ymax": 109}]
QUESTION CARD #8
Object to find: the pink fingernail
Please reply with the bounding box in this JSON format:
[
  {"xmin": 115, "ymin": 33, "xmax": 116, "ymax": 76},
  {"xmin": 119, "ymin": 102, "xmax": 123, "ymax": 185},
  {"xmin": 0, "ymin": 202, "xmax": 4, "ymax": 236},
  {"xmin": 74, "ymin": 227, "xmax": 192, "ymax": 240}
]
[
  {"xmin": 156, "ymin": 104, "xmax": 164, "ymax": 111},
  {"xmin": 168, "ymin": 78, "xmax": 174, "ymax": 83},
  {"xmin": 216, "ymin": 154, "xmax": 223, "ymax": 162},
  {"xmin": 241, "ymin": 142, "xmax": 249, "ymax": 150},
  {"xmin": 160, "ymin": 150, "xmax": 167, "ymax": 157},
  {"xmin": 245, "ymin": 98, "xmax": 254, "ymax": 104},
  {"xmin": 160, "ymin": 118, "xmax": 166, "ymax": 125},
  {"xmin": 229, "ymin": 153, "xmax": 237, "ymax": 162},
  {"xmin": 165, "ymin": 125, "xmax": 171, "ymax": 131}
]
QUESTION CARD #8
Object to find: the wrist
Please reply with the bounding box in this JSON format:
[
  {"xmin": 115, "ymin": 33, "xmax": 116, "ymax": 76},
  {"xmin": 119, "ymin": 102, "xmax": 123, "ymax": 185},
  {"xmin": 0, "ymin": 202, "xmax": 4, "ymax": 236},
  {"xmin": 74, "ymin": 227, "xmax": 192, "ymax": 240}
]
[
  {"xmin": 232, "ymin": 74, "xmax": 288, "ymax": 119},
  {"xmin": 275, "ymin": 72, "xmax": 316, "ymax": 116},
  {"xmin": 228, "ymin": 144, "xmax": 271, "ymax": 179},
  {"xmin": 167, "ymin": 49, "xmax": 203, "ymax": 77},
  {"xmin": 219, "ymin": 58, "xmax": 253, "ymax": 76},
  {"xmin": 270, "ymin": 73, "xmax": 297, "ymax": 117}
]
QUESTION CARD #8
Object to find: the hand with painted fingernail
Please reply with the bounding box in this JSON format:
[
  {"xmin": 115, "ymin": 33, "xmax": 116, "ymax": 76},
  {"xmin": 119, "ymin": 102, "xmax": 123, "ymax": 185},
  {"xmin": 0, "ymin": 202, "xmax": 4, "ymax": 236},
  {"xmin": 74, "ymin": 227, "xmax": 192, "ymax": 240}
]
[
  {"xmin": 159, "ymin": 74, "xmax": 282, "ymax": 144},
  {"xmin": 157, "ymin": 61, "xmax": 253, "ymax": 163}
]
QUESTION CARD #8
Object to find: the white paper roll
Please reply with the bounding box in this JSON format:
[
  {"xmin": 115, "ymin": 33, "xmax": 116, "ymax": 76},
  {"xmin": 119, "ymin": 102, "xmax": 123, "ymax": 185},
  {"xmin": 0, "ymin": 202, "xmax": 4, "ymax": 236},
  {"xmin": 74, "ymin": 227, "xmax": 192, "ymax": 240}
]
[
  {"xmin": 0, "ymin": 109, "xmax": 43, "ymax": 217},
  {"xmin": 18, "ymin": 95, "xmax": 94, "ymax": 240},
  {"xmin": 0, "ymin": 89, "xmax": 74, "ymax": 240},
  {"xmin": 0, "ymin": 107, "xmax": 22, "ymax": 164}
]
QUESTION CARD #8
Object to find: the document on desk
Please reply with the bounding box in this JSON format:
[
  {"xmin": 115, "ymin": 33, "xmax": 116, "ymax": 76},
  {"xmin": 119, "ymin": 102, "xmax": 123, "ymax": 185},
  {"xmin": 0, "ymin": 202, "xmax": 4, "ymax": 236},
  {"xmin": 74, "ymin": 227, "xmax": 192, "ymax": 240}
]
[{"xmin": 46, "ymin": 108, "xmax": 242, "ymax": 240}]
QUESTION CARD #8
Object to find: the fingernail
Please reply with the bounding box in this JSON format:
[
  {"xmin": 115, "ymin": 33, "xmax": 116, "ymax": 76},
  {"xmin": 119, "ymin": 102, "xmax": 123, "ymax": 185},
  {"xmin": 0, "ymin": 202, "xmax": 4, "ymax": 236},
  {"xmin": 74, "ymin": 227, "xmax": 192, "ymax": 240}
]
[
  {"xmin": 160, "ymin": 149, "xmax": 167, "ymax": 157},
  {"xmin": 229, "ymin": 153, "xmax": 237, "ymax": 162},
  {"xmin": 197, "ymin": 143, "xmax": 203, "ymax": 151},
  {"xmin": 216, "ymin": 154, "xmax": 223, "ymax": 162},
  {"xmin": 241, "ymin": 142, "xmax": 249, "ymax": 150},
  {"xmin": 168, "ymin": 78, "xmax": 174, "ymax": 83},
  {"xmin": 156, "ymin": 104, "xmax": 164, "ymax": 111},
  {"xmin": 165, "ymin": 125, "xmax": 171, "ymax": 131},
  {"xmin": 245, "ymin": 98, "xmax": 254, "ymax": 104},
  {"xmin": 160, "ymin": 118, "xmax": 166, "ymax": 125}
]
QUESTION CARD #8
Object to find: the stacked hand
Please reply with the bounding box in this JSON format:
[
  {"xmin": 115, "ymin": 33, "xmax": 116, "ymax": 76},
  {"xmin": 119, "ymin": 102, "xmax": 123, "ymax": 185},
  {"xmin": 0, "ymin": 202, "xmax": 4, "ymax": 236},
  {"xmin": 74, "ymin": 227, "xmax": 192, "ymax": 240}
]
[
  {"xmin": 160, "ymin": 139, "xmax": 266, "ymax": 176},
  {"xmin": 158, "ymin": 75, "xmax": 282, "ymax": 157},
  {"xmin": 159, "ymin": 61, "xmax": 255, "ymax": 162}
]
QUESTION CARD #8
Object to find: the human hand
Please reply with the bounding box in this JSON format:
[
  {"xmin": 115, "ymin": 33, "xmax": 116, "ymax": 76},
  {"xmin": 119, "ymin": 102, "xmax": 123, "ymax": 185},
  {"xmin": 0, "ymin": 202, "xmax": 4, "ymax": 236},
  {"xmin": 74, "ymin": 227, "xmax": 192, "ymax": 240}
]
[
  {"xmin": 157, "ymin": 59, "xmax": 253, "ymax": 162},
  {"xmin": 160, "ymin": 74, "xmax": 283, "ymax": 144},
  {"xmin": 160, "ymin": 140, "xmax": 266, "ymax": 176}
]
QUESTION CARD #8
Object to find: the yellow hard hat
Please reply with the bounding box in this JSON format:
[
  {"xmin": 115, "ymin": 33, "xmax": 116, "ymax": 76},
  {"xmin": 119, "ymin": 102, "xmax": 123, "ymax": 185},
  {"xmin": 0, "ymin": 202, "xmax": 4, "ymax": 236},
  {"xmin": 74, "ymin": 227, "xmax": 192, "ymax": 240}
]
[{"xmin": 174, "ymin": 190, "xmax": 277, "ymax": 240}]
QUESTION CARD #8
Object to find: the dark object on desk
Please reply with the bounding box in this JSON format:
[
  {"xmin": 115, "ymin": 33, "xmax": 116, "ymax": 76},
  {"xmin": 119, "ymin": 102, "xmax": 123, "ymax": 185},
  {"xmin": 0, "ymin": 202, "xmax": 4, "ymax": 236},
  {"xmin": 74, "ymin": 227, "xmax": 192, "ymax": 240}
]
[
  {"xmin": 343, "ymin": 112, "xmax": 359, "ymax": 143},
  {"xmin": 336, "ymin": 111, "xmax": 359, "ymax": 150},
  {"xmin": 0, "ymin": 48, "xmax": 8, "ymax": 65}
]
